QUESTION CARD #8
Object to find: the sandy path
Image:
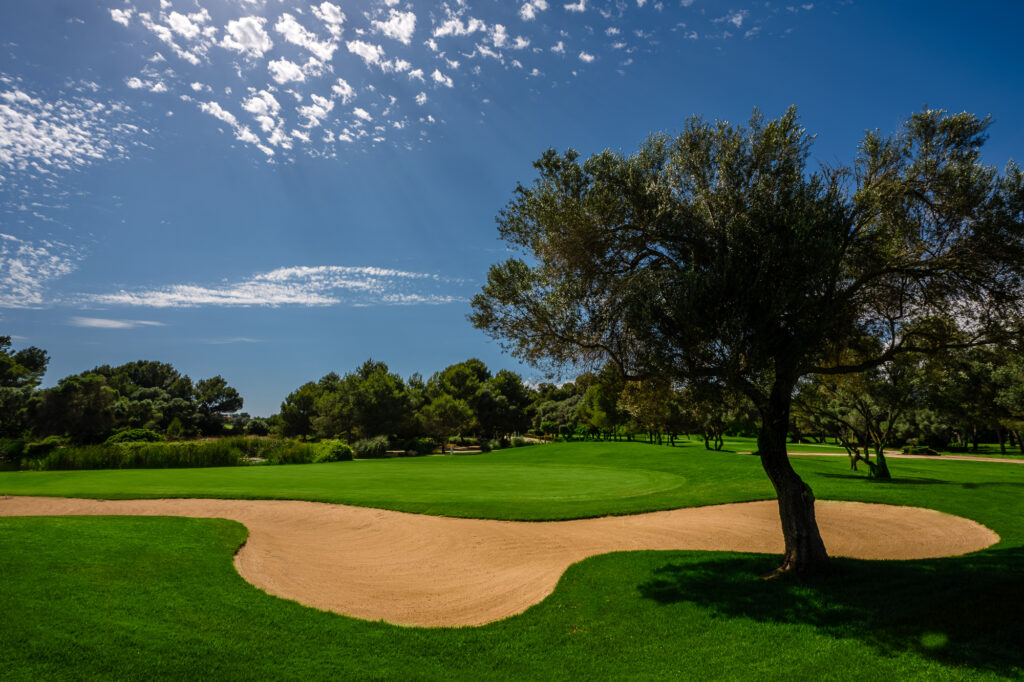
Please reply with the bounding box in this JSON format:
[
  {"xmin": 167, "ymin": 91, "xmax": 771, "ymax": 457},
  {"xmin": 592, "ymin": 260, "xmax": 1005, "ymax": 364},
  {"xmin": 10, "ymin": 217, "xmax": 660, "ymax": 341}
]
[
  {"xmin": 0, "ymin": 496, "xmax": 998, "ymax": 627},
  {"xmin": 781, "ymin": 451, "xmax": 1024, "ymax": 464}
]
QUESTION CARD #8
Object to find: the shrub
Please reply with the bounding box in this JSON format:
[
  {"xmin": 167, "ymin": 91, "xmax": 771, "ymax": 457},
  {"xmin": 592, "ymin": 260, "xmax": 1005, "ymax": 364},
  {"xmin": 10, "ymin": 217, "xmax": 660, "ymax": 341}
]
[
  {"xmin": 26, "ymin": 441, "xmax": 246, "ymax": 470},
  {"xmin": 24, "ymin": 436, "xmax": 70, "ymax": 459},
  {"xmin": 512, "ymin": 437, "xmax": 528, "ymax": 448},
  {"xmin": 489, "ymin": 439, "xmax": 503, "ymax": 451},
  {"xmin": 105, "ymin": 428, "xmax": 164, "ymax": 444},
  {"xmin": 165, "ymin": 418, "xmax": 186, "ymax": 440},
  {"xmin": 353, "ymin": 435, "xmax": 390, "ymax": 459},
  {"xmin": 314, "ymin": 440, "xmax": 353, "ymax": 463},
  {"xmin": 479, "ymin": 439, "xmax": 492, "ymax": 453},
  {"xmin": 403, "ymin": 437, "xmax": 435, "ymax": 456},
  {"xmin": 0, "ymin": 438, "xmax": 25, "ymax": 463},
  {"xmin": 245, "ymin": 419, "xmax": 270, "ymax": 436}
]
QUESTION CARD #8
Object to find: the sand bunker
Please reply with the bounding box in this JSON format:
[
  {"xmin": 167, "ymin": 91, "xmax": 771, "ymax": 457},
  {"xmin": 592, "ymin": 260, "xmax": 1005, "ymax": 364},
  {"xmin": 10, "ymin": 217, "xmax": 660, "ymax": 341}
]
[{"xmin": 0, "ymin": 496, "xmax": 998, "ymax": 627}]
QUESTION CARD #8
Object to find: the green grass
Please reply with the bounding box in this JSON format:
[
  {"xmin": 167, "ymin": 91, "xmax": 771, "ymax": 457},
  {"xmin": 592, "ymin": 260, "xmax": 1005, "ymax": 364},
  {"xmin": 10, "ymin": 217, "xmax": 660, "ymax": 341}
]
[{"xmin": 2, "ymin": 441, "xmax": 1023, "ymax": 679}]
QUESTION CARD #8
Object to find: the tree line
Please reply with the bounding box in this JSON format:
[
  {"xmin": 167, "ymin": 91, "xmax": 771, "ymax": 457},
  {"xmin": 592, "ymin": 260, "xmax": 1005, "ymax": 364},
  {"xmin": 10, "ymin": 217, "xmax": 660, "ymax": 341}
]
[{"xmin": 3, "ymin": 334, "xmax": 1022, "ymax": 467}]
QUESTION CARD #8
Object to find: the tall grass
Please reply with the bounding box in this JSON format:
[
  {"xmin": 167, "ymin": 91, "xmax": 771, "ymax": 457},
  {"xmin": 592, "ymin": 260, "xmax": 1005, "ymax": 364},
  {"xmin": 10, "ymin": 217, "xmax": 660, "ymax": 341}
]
[{"xmin": 21, "ymin": 437, "xmax": 320, "ymax": 471}]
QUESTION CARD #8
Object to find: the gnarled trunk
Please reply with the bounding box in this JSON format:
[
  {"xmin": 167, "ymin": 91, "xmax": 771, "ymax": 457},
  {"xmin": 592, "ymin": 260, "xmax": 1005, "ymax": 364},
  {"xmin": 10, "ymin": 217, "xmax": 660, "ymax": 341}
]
[{"xmin": 758, "ymin": 384, "xmax": 829, "ymax": 577}]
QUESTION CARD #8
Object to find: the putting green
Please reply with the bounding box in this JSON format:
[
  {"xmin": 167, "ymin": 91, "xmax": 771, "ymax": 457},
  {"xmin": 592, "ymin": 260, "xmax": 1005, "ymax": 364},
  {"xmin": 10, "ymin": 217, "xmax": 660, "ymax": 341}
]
[{"xmin": 0, "ymin": 458, "xmax": 688, "ymax": 517}]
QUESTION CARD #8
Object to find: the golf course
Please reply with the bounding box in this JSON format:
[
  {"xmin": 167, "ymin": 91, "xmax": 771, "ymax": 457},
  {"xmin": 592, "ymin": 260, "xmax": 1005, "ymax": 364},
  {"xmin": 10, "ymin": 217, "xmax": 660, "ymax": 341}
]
[{"xmin": 2, "ymin": 441, "xmax": 1022, "ymax": 680}]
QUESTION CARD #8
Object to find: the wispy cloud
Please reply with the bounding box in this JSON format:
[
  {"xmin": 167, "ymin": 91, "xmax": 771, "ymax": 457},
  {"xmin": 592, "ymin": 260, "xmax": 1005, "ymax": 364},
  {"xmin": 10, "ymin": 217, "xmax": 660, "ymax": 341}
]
[
  {"xmin": 83, "ymin": 264, "xmax": 469, "ymax": 308},
  {"xmin": 0, "ymin": 233, "xmax": 79, "ymax": 308},
  {"xmin": 69, "ymin": 317, "xmax": 166, "ymax": 329},
  {"xmin": 200, "ymin": 336, "xmax": 263, "ymax": 345}
]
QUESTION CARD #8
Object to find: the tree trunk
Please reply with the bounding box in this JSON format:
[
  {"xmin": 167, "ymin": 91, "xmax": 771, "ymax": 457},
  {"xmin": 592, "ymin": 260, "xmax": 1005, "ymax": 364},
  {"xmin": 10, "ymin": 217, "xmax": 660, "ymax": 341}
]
[
  {"xmin": 872, "ymin": 447, "xmax": 891, "ymax": 480},
  {"xmin": 758, "ymin": 385, "xmax": 829, "ymax": 577},
  {"xmin": 997, "ymin": 425, "xmax": 1006, "ymax": 455}
]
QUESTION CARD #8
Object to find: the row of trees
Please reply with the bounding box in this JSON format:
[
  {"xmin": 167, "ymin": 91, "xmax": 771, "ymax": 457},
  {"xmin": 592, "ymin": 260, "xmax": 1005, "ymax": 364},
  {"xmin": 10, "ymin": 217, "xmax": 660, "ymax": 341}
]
[
  {"xmin": 1, "ymin": 338, "xmax": 243, "ymax": 442},
  {"xmin": 5, "ymin": 332, "xmax": 1022, "ymax": 459}
]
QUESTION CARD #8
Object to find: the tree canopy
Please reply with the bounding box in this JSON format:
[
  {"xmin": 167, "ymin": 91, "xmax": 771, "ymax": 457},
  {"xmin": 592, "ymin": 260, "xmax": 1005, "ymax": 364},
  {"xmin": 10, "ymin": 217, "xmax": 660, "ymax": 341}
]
[{"xmin": 471, "ymin": 107, "xmax": 1024, "ymax": 575}]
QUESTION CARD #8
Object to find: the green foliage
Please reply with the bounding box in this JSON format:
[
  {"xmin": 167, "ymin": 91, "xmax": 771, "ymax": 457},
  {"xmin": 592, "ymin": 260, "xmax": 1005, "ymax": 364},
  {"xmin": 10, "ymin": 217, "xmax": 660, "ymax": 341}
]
[
  {"xmin": 313, "ymin": 440, "xmax": 354, "ymax": 463},
  {"xmin": 25, "ymin": 441, "xmax": 244, "ymax": 470},
  {"xmin": 512, "ymin": 437, "xmax": 528, "ymax": 447},
  {"xmin": 402, "ymin": 437, "xmax": 436, "ymax": 456},
  {"xmin": 352, "ymin": 435, "xmax": 390, "ymax": 459},
  {"xmin": 0, "ymin": 335, "xmax": 49, "ymax": 389},
  {"xmin": 0, "ymin": 437, "xmax": 25, "ymax": 463},
  {"xmin": 244, "ymin": 418, "xmax": 270, "ymax": 436},
  {"xmin": 105, "ymin": 428, "xmax": 164, "ymax": 444},
  {"xmin": 417, "ymin": 393, "xmax": 473, "ymax": 446},
  {"xmin": 165, "ymin": 417, "xmax": 186, "ymax": 440},
  {"xmin": 24, "ymin": 435, "xmax": 70, "ymax": 458}
]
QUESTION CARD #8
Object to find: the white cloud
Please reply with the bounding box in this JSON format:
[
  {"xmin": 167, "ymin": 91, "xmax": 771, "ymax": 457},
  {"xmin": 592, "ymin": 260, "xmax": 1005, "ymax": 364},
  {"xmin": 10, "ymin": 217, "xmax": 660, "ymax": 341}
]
[
  {"xmin": 85, "ymin": 265, "xmax": 466, "ymax": 308},
  {"xmin": 109, "ymin": 8, "xmax": 133, "ymax": 26},
  {"xmin": 564, "ymin": 0, "xmax": 586, "ymax": 12},
  {"xmin": 220, "ymin": 16, "xmax": 273, "ymax": 57},
  {"xmin": 433, "ymin": 9, "xmax": 486, "ymax": 38},
  {"xmin": 331, "ymin": 78, "xmax": 355, "ymax": 104},
  {"xmin": 372, "ymin": 9, "xmax": 417, "ymax": 45},
  {"xmin": 714, "ymin": 10, "xmax": 748, "ymax": 28},
  {"xmin": 578, "ymin": 51, "xmax": 595, "ymax": 63},
  {"xmin": 275, "ymin": 13, "xmax": 337, "ymax": 61},
  {"xmin": 520, "ymin": 0, "xmax": 549, "ymax": 20},
  {"xmin": 312, "ymin": 2, "xmax": 345, "ymax": 38},
  {"xmin": 353, "ymin": 107, "xmax": 372, "ymax": 121},
  {"xmin": 0, "ymin": 234, "xmax": 79, "ymax": 308},
  {"xmin": 551, "ymin": 41, "xmax": 565, "ymax": 54},
  {"xmin": 415, "ymin": 92, "xmax": 427, "ymax": 105},
  {"xmin": 0, "ymin": 86, "xmax": 138, "ymax": 176},
  {"xmin": 511, "ymin": 36, "xmax": 530, "ymax": 49},
  {"xmin": 606, "ymin": 27, "xmax": 621, "ymax": 35},
  {"xmin": 431, "ymin": 69, "xmax": 454, "ymax": 88},
  {"xmin": 268, "ymin": 58, "xmax": 306, "ymax": 84},
  {"xmin": 166, "ymin": 9, "xmax": 210, "ymax": 41},
  {"xmin": 70, "ymin": 317, "xmax": 165, "ymax": 329},
  {"xmin": 298, "ymin": 94, "xmax": 334, "ymax": 128},
  {"xmin": 346, "ymin": 39, "xmax": 385, "ymax": 67},
  {"xmin": 491, "ymin": 24, "xmax": 508, "ymax": 48},
  {"xmin": 199, "ymin": 100, "xmax": 239, "ymax": 127},
  {"xmin": 409, "ymin": 68, "xmax": 425, "ymax": 82}
]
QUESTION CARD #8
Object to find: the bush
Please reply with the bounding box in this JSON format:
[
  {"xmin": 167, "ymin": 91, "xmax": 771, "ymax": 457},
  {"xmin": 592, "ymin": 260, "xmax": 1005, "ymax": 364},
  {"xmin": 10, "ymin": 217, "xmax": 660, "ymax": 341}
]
[
  {"xmin": 353, "ymin": 435, "xmax": 390, "ymax": 459},
  {"xmin": 489, "ymin": 439, "xmax": 503, "ymax": 451},
  {"xmin": 512, "ymin": 437, "xmax": 528, "ymax": 447},
  {"xmin": 105, "ymin": 429, "xmax": 164, "ymax": 444},
  {"xmin": 0, "ymin": 438, "xmax": 25, "ymax": 463},
  {"xmin": 403, "ymin": 437, "xmax": 435, "ymax": 456},
  {"xmin": 479, "ymin": 439, "xmax": 492, "ymax": 452},
  {"xmin": 24, "ymin": 436, "xmax": 70, "ymax": 459},
  {"xmin": 165, "ymin": 418, "xmax": 186, "ymax": 440},
  {"xmin": 26, "ymin": 441, "xmax": 246, "ymax": 470},
  {"xmin": 314, "ymin": 440, "xmax": 353, "ymax": 463},
  {"xmin": 245, "ymin": 419, "xmax": 270, "ymax": 436}
]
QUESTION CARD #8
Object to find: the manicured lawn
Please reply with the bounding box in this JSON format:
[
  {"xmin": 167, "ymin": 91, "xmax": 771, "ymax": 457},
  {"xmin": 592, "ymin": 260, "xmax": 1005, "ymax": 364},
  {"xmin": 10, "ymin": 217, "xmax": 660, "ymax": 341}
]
[{"xmin": 2, "ymin": 441, "xmax": 1022, "ymax": 679}]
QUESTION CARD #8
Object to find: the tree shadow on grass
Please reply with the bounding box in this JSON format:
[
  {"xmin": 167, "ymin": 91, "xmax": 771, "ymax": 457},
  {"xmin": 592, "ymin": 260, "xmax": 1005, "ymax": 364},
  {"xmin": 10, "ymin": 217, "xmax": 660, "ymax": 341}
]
[{"xmin": 638, "ymin": 549, "xmax": 1024, "ymax": 676}]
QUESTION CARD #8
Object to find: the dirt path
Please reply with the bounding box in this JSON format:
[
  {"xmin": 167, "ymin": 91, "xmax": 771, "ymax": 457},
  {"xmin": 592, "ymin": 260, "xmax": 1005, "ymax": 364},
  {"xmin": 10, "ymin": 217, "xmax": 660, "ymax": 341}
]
[
  {"xmin": 778, "ymin": 451, "xmax": 1024, "ymax": 464},
  {"xmin": 0, "ymin": 496, "xmax": 998, "ymax": 627}
]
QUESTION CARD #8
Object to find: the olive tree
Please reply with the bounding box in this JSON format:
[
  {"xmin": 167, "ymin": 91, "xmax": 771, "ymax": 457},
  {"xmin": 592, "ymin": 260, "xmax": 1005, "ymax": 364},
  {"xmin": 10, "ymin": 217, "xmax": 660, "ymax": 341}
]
[{"xmin": 470, "ymin": 107, "xmax": 1024, "ymax": 576}]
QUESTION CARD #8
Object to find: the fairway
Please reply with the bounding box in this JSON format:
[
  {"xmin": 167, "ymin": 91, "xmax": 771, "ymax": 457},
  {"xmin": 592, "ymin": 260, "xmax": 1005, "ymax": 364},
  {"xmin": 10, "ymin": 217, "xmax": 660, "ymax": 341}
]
[{"xmin": 2, "ymin": 442, "xmax": 1023, "ymax": 679}]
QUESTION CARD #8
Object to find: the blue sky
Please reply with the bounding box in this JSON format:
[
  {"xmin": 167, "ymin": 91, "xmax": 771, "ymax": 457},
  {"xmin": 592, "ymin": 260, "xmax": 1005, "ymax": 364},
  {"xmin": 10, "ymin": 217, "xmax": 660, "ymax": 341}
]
[{"xmin": 2, "ymin": 0, "xmax": 1023, "ymax": 416}]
